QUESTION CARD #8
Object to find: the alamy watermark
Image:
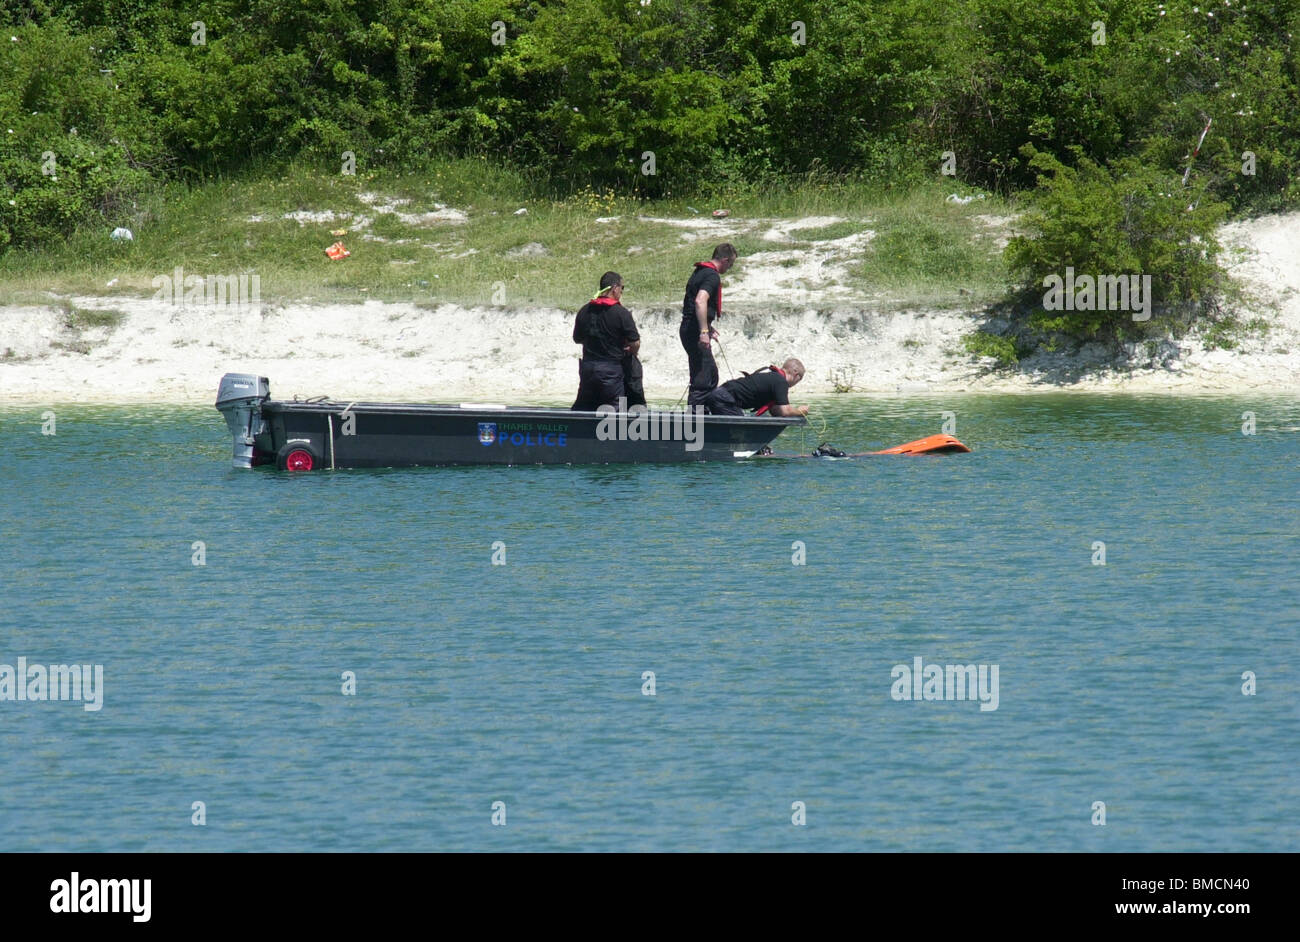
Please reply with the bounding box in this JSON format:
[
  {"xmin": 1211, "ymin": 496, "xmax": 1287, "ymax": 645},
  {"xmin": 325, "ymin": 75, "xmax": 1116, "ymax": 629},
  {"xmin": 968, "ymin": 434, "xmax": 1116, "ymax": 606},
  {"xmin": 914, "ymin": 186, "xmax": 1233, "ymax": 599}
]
[
  {"xmin": 0, "ymin": 658, "xmax": 103, "ymax": 711},
  {"xmin": 596, "ymin": 399, "xmax": 704, "ymax": 452},
  {"xmin": 1043, "ymin": 267, "xmax": 1152, "ymax": 322},
  {"xmin": 50, "ymin": 872, "xmax": 149, "ymax": 922},
  {"xmin": 890, "ymin": 656, "xmax": 999, "ymax": 711},
  {"xmin": 152, "ymin": 266, "xmax": 260, "ymax": 312}
]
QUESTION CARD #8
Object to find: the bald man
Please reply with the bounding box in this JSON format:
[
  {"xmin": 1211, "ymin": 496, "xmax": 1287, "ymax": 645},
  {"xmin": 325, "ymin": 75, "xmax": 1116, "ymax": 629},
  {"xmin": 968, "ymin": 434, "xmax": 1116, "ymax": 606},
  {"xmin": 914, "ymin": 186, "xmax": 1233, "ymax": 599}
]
[{"xmin": 700, "ymin": 358, "xmax": 809, "ymax": 417}]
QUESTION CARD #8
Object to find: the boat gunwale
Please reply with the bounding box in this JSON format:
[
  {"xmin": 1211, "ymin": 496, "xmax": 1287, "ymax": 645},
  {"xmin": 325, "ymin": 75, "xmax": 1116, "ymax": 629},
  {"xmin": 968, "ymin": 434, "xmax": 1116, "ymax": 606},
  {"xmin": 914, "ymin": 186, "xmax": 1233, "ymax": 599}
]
[{"xmin": 260, "ymin": 400, "xmax": 808, "ymax": 427}]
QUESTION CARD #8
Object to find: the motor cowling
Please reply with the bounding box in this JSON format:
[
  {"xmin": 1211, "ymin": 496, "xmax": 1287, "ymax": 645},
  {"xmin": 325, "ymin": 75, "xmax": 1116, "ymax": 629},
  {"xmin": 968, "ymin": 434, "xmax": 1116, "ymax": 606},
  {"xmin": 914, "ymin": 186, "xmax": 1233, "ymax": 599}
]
[{"xmin": 215, "ymin": 373, "xmax": 270, "ymax": 468}]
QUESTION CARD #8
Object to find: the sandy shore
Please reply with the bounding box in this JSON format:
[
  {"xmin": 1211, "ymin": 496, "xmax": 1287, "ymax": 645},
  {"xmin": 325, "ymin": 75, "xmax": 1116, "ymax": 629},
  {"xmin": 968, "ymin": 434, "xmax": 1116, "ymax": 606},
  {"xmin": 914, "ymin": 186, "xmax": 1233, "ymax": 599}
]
[{"xmin": 3, "ymin": 213, "xmax": 1299, "ymax": 404}]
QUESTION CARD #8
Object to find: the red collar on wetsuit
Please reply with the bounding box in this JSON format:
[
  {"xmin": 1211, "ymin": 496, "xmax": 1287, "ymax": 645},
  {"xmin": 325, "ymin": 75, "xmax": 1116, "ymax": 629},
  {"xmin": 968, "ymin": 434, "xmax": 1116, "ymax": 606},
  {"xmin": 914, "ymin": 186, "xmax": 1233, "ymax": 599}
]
[{"xmin": 590, "ymin": 296, "xmax": 619, "ymax": 306}]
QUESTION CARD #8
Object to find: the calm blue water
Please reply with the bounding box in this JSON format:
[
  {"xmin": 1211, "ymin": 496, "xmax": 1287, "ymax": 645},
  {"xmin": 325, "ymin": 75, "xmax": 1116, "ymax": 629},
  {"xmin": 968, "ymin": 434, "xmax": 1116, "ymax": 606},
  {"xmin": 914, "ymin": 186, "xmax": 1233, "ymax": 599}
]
[{"xmin": 1, "ymin": 394, "xmax": 1297, "ymax": 851}]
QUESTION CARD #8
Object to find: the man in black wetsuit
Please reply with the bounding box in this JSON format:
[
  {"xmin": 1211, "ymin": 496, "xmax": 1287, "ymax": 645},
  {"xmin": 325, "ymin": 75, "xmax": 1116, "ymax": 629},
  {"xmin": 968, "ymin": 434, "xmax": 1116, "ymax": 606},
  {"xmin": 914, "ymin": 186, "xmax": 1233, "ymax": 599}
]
[
  {"xmin": 572, "ymin": 271, "xmax": 641, "ymax": 411},
  {"xmin": 701, "ymin": 358, "xmax": 809, "ymax": 417},
  {"xmin": 680, "ymin": 243, "xmax": 736, "ymax": 406}
]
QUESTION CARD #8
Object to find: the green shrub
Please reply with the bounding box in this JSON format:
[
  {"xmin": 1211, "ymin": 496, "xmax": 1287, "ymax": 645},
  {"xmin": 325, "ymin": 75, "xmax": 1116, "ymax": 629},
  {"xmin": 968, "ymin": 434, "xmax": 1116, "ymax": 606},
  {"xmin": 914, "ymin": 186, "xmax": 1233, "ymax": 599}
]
[
  {"xmin": 963, "ymin": 331, "xmax": 1019, "ymax": 366},
  {"xmin": 0, "ymin": 21, "xmax": 158, "ymax": 248},
  {"xmin": 1131, "ymin": 1, "xmax": 1300, "ymax": 215},
  {"xmin": 488, "ymin": 0, "xmax": 736, "ymax": 197},
  {"xmin": 1005, "ymin": 147, "xmax": 1229, "ymax": 342}
]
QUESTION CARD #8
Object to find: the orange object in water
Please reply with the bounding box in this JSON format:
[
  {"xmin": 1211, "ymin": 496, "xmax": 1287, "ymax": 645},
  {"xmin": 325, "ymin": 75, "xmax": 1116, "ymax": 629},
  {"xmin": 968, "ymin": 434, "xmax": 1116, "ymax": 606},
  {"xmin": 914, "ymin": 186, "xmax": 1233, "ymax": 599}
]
[
  {"xmin": 325, "ymin": 241, "xmax": 350, "ymax": 260},
  {"xmin": 871, "ymin": 434, "xmax": 971, "ymax": 455}
]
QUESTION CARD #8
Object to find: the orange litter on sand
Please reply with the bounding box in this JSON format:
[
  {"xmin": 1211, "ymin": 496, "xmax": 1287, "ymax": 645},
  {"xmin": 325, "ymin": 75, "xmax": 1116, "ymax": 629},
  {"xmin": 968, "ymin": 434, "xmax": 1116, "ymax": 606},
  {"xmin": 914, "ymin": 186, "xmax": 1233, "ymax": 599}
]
[{"xmin": 325, "ymin": 241, "xmax": 350, "ymax": 260}]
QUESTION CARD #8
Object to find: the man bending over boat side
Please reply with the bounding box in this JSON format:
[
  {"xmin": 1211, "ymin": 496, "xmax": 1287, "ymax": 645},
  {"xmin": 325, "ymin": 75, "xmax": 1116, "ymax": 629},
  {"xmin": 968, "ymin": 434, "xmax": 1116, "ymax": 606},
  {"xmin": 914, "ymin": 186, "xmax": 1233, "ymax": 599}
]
[
  {"xmin": 572, "ymin": 271, "xmax": 641, "ymax": 411},
  {"xmin": 700, "ymin": 358, "xmax": 809, "ymax": 417}
]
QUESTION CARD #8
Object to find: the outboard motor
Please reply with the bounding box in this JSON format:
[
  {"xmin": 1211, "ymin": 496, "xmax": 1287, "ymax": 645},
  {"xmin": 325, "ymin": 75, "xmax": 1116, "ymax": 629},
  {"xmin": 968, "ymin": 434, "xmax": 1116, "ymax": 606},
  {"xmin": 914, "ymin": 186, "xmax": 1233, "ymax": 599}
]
[{"xmin": 215, "ymin": 373, "xmax": 270, "ymax": 468}]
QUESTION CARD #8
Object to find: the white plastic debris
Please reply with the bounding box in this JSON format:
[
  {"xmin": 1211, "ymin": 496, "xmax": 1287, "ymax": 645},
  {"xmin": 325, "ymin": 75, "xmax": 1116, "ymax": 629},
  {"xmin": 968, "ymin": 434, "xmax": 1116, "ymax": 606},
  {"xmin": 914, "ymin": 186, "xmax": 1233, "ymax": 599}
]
[
  {"xmin": 945, "ymin": 193, "xmax": 988, "ymax": 205},
  {"xmin": 106, "ymin": 278, "xmax": 118, "ymax": 287},
  {"xmin": 513, "ymin": 207, "xmax": 528, "ymax": 216},
  {"xmin": 110, "ymin": 227, "xmax": 133, "ymax": 241}
]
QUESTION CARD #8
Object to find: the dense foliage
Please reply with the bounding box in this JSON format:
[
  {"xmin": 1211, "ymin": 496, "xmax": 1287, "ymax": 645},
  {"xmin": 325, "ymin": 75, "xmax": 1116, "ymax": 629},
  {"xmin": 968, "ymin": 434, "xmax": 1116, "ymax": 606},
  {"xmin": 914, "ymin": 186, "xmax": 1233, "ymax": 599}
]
[
  {"xmin": 1, "ymin": 0, "xmax": 1296, "ymax": 337},
  {"xmin": 1006, "ymin": 147, "xmax": 1229, "ymax": 341}
]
